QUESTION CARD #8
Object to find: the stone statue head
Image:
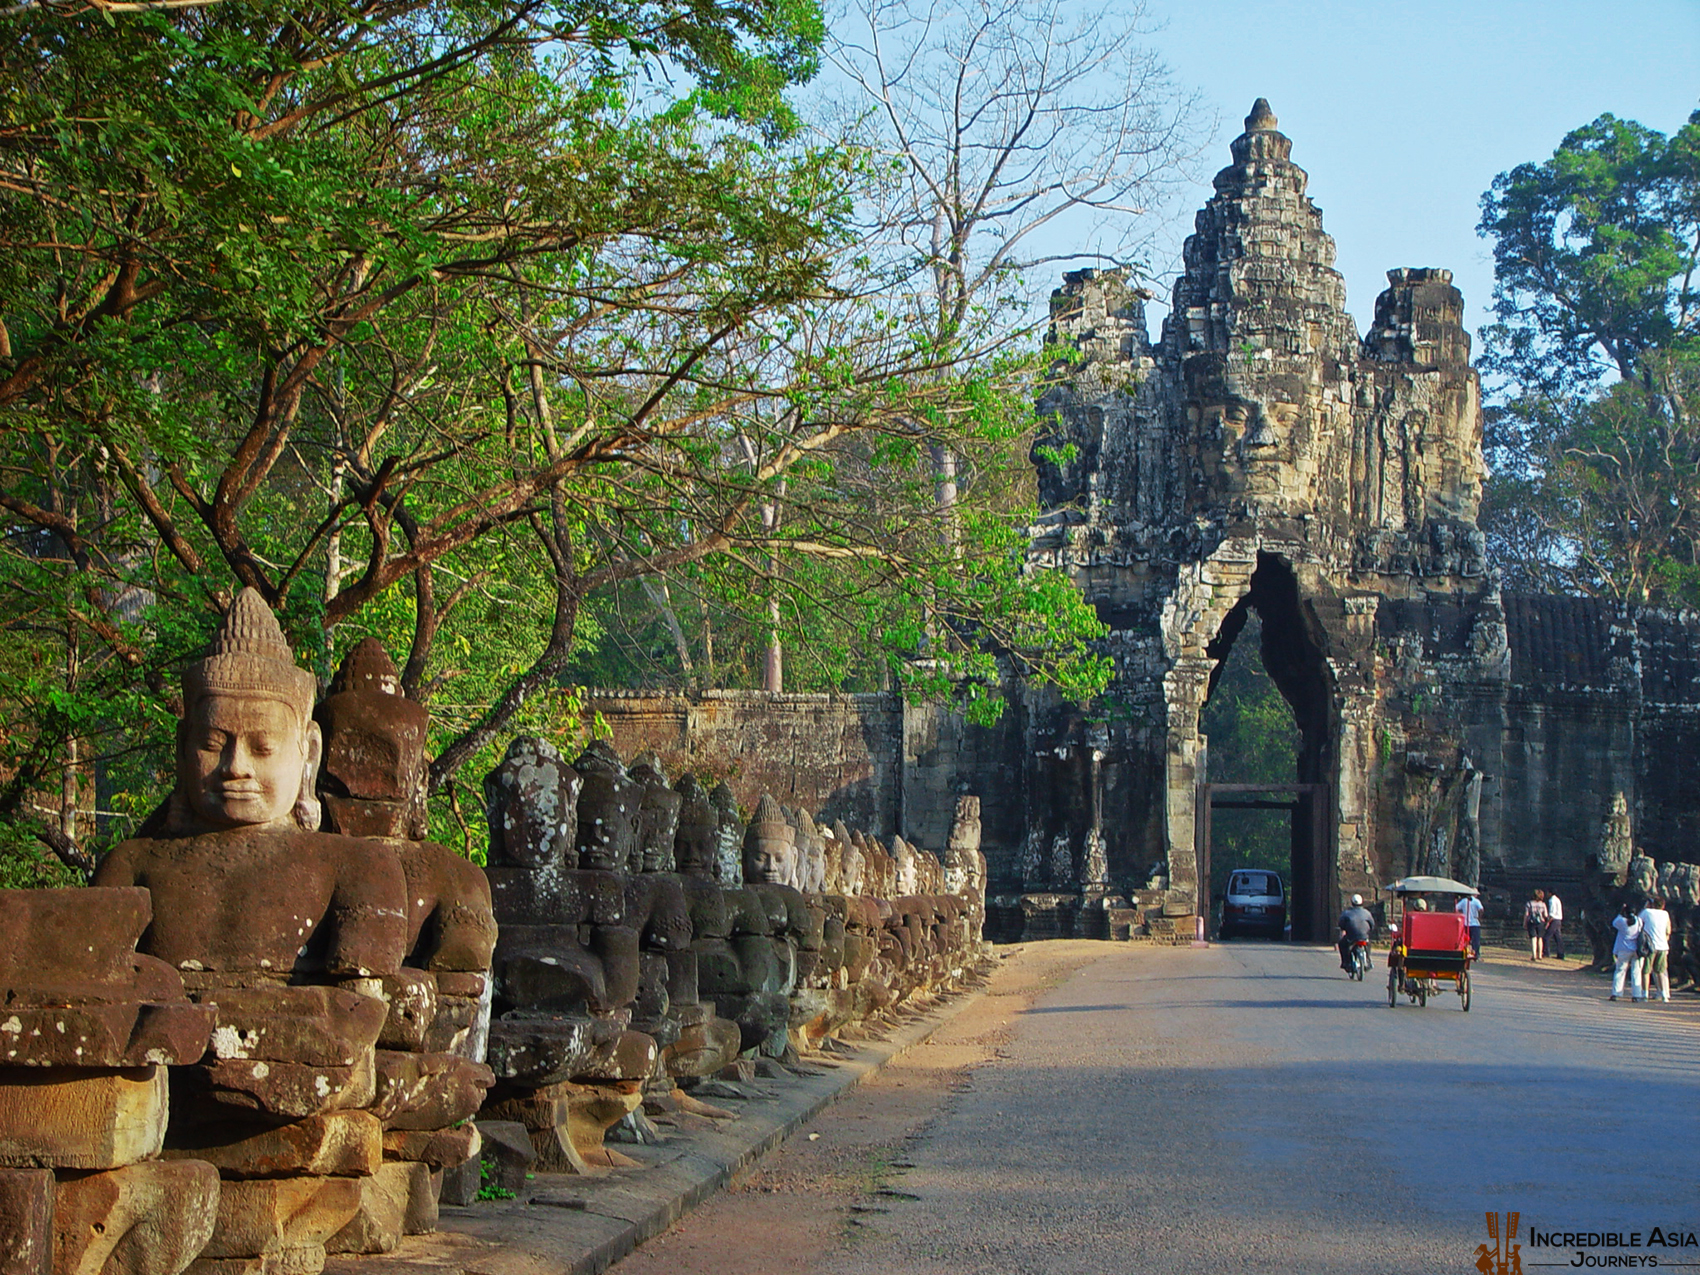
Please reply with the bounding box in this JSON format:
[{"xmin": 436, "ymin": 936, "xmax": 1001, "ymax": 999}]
[
  {"xmin": 173, "ymin": 588, "xmax": 321, "ymax": 834},
  {"xmin": 628, "ymin": 751, "xmax": 682, "ymax": 873},
  {"xmin": 743, "ymin": 794, "xmax": 797, "ymax": 886},
  {"xmin": 673, "ymin": 775, "xmax": 717, "ymax": 877},
  {"xmin": 892, "ymin": 835, "xmax": 918, "ymax": 896},
  {"xmin": 484, "ymin": 735, "xmax": 580, "ymax": 869},
  {"xmin": 316, "ymin": 637, "xmax": 428, "ymax": 838},
  {"xmin": 832, "ymin": 820, "xmax": 862, "ymax": 895},
  {"xmin": 573, "ymin": 738, "xmax": 640, "ymax": 872}
]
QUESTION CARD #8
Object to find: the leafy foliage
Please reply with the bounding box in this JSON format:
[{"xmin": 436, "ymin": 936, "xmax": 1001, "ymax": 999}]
[
  {"xmin": 0, "ymin": 0, "xmax": 1121, "ymax": 875},
  {"xmin": 1478, "ymin": 108, "xmax": 1700, "ymax": 604}
]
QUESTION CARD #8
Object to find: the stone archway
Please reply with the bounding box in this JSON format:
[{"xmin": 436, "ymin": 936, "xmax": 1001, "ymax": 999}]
[
  {"xmin": 1201, "ymin": 554, "xmax": 1337, "ymax": 939},
  {"xmin": 1169, "ymin": 553, "xmax": 1340, "ymax": 941}
]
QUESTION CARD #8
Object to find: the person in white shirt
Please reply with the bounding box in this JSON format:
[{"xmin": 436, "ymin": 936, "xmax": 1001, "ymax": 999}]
[
  {"xmin": 1545, "ymin": 891, "xmax": 1565, "ymax": 960},
  {"xmin": 1454, "ymin": 894, "xmax": 1483, "ymax": 958},
  {"xmin": 1636, "ymin": 895, "xmax": 1672, "ymax": 1003},
  {"xmin": 1611, "ymin": 902, "xmax": 1645, "ymax": 1002}
]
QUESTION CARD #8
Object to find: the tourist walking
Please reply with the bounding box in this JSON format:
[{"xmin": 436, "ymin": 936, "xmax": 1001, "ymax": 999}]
[
  {"xmin": 1524, "ymin": 889, "xmax": 1549, "ymax": 961},
  {"xmin": 1636, "ymin": 895, "xmax": 1672, "ymax": 1002},
  {"xmin": 1545, "ymin": 890, "xmax": 1566, "ymax": 960},
  {"xmin": 1611, "ymin": 902, "xmax": 1645, "ymax": 1001},
  {"xmin": 1455, "ymin": 892, "xmax": 1483, "ymax": 959}
]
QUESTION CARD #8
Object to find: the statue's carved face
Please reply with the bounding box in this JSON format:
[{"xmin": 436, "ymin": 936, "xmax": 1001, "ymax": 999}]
[
  {"xmin": 181, "ymin": 695, "xmax": 318, "ymax": 830},
  {"xmin": 745, "ymin": 835, "xmax": 796, "ymax": 886}
]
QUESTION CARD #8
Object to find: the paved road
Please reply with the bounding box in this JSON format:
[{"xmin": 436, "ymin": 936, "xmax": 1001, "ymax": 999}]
[
  {"xmin": 618, "ymin": 942, "xmax": 1700, "ymax": 1275},
  {"xmin": 840, "ymin": 944, "xmax": 1700, "ymax": 1275}
]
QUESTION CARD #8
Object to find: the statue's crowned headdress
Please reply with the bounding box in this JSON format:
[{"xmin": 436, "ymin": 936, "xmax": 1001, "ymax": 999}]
[{"xmin": 183, "ymin": 588, "xmax": 316, "ymax": 720}]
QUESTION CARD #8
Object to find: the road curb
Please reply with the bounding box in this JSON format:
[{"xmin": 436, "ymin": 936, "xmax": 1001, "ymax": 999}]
[{"xmin": 325, "ymin": 973, "xmax": 995, "ymax": 1275}]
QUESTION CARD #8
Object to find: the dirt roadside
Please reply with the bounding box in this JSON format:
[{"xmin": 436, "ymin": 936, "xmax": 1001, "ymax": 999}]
[{"xmin": 607, "ymin": 940, "xmax": 1111, "ymax": 1275}]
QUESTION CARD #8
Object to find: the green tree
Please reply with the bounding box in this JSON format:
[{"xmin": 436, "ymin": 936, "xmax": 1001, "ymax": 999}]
[
  {"xmin": 0, "ymin": 0, "xmax": 1112, "ymax": 871},
  {"xmin": 1478, "ymin": 107, "xmax": 1700, "ymax": 602}
]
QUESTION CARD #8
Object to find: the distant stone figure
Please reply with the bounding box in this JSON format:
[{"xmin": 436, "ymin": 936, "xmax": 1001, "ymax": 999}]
[
  {"xmin": 711, "ymin": 780, "xmax": 744, "ymax": 884},
  {"xmin": 794, "ymin": 808, "xmax": 827, "ymax": 894},
  {"xmin": 673, "ymin": 774, "xmax": 719, "ymax": 877},
  {"xmin": 629, "ymin": 751, "xmax": 682, "ymax": 873}
]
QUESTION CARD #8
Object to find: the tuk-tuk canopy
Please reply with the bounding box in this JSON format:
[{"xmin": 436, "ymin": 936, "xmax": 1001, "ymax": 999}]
[{"xmin": 1383, "ymin": 875, "xmax": 1479, "ymax": 898}]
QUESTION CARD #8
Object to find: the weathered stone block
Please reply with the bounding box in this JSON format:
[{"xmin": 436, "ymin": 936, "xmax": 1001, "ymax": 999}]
[
  {"xmin": 183, "ymin": 1052, "xmax": 376, "ymax": 1123},
  {"xmin": 436, "ymin": 1156, "xmax": 479, "ymax": 1208},
  {"xmin": 0, "ymin": 1167, "xmax": 53, "ymax": 1275},
  {"xmin": 205, "ymin": 987, "xmax": 386, "ymax": 1067},
  {"xmin": 368, "ymin": 1052, "xmax": 491, "ymax": 1131},
  {"xmin": 0, "ymin": 1001, "xmax": 213, "ymax": 1070},
  {"xmin": 162, "ymin": 1112, "xmax": 380, "ymax": 1180},
  {"xmin": 524, "ymin": 1082, "xmax": 641, "ymax": 1175},
  {"xmin": 183, "ymin": 1248, "xmax": 324, "ymax": 1275},
  {"xmin": 373, "ymin": 972, "xmax": 435, "ymax": 1052},
  {"xmin": 322, "ymin": 1162, "xmax": 432, "ymax": 1255},
  {"xmin": 380, "ymin": 1123, "xmax": 478, "ymax": 1169},
  {"xmin": 0, "ymin": 889, "xmax": 152, "ymax": 1001},
  {"xmin": 470, "ymin": 1121, "xmax": 533, "ymax": 1198},
  {"xmin": 53, "ymin": 1160, "xmax": 220, "ymax": 1275},
  {"xmin": 199, "ymin": 1177, "xmax": 360, "ymax": 1260},
  {"xmin": 0, "ymin": 1067, "xmax": 166, "ymax": 1170}
]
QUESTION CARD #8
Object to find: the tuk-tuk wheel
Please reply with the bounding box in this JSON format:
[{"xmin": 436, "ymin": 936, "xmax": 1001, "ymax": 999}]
[
  {"xmin": 1417, "ymin": 984, "xmax": 1427, "ymax": 1008},
  {"xmin": 1387, "ymin": 972, "xmax": 1398, "ymax": 1007},
  {"xmin": 1459, "ymin": 971, "xmax": 1471, "ymax": 1012}
]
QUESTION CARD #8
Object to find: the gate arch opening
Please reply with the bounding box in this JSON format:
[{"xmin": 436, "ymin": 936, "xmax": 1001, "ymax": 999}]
[{"xmin": 1199, "ymin": 553, "xmax": 1336, "ymax": 941}]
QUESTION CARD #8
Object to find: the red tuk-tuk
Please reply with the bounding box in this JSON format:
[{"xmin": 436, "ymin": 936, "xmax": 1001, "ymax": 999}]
[{"xmin": 1384, "ymin": 875, "xmax": 1475, "ymax": 1010}]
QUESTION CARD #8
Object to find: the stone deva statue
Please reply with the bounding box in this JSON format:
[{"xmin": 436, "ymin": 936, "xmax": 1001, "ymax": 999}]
[
  {"xmin": 94, "ymin": 590, "xmax": 489, "ymax": 1266},
  {"xmin": 98, "ymin": 590, "xmax": 408, "ymax": 991},
  {"xmin": 314, "ymin": 639, "xmax": 498, "ymax": 1056}
]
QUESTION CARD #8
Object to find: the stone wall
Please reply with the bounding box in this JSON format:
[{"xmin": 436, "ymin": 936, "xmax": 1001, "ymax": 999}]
[
  {"xmin": 585, "ymin": 691, "xmax": 902, "ymax": 833},
  {"xmin": 584, "ymin": 690, "xmax": 1024, "ymax": 870}
]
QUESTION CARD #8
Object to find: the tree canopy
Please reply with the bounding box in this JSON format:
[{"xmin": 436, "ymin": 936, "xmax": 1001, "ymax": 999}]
[
  {"xmin": 0, "ymin": 0, "xmax": 1133, "ymax": 877},
  {"xmin": 1477, "ymin": 107, "xmax": 1700, "ymax": 604}
]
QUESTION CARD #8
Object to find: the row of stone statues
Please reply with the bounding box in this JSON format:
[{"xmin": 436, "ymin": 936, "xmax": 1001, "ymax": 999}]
[
  {"xmin": 0, "ymin": 590, "xmax": 989, "ymax": 1275},
  {"xmin": 479, "ymin": 732, "xmax": 988, "ymax": 1174}
]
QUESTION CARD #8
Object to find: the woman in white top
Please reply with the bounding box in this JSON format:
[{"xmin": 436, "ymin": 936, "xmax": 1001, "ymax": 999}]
[
  {"xmin": 1611, "ymin": 902, "xmax": 1645, "ymax": 1002},
  {"xmin": 1636, "ymin": 895, "xmax": 1672, "ymax": 1003}
]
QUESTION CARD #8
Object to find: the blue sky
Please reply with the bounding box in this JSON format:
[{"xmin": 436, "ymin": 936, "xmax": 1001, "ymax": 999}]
[{"xmin": 1134, "ymin": 0, "xmax": 1700, "ymax": 337}]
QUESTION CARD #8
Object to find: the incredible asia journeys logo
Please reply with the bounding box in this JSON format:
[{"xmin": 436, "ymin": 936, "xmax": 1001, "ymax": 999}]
[{"xmin": 1478, "ymin": 1212, "xmax": 1700, "ymax": 1271}]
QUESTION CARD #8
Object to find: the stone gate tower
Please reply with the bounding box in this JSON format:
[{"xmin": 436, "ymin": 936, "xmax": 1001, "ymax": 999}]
[{"xmin": 1017, "ymin": 100, "xmax": 1503, "ymax": 940}]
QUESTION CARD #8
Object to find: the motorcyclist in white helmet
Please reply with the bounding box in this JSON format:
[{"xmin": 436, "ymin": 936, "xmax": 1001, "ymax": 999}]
[{"xmin": 1337, "ymin": 893, "xmax": 1375, "ymax": 972}]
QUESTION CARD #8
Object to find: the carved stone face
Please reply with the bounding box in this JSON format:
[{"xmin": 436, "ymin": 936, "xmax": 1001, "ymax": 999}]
[
  {"xmin": 180, "ymin": 695, "xmax": 319, "ymax": 831},
  {"xmin": 745, "ymin": 833, "xmax": 796, "ymax": 886}
]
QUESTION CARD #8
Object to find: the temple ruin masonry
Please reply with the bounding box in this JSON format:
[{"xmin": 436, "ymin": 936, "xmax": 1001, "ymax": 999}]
[{"xmin": 587, "ymin": 101, "xmax": 1700, "ymax": 962}]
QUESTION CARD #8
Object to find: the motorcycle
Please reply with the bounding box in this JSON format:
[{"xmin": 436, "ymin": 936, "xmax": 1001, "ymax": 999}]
[{"xmin": 1348, "ymin": 939, "xmax": 1372, "ymax": 981}]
